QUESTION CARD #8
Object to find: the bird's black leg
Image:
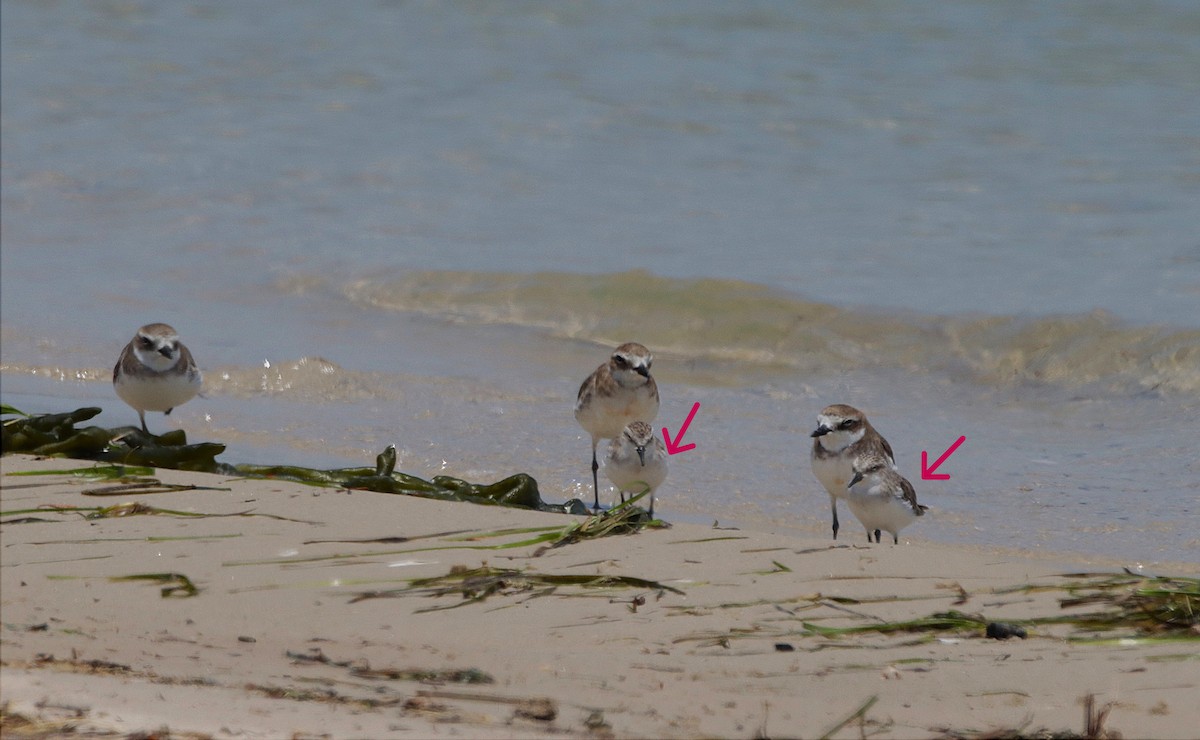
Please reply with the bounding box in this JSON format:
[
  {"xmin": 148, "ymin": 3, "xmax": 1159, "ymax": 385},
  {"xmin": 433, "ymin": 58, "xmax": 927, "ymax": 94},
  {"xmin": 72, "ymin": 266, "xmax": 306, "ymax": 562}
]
[
  {"xmin": 873, "ymin": 529, "xmax": 882, "ymax": 544},
  {"xmin": 831, "ymin": 500, "xmax": 840, "ymax": 540},
  {"xmin": 591, "ymin": 448, "xmax": 600, "ymax": 511}
]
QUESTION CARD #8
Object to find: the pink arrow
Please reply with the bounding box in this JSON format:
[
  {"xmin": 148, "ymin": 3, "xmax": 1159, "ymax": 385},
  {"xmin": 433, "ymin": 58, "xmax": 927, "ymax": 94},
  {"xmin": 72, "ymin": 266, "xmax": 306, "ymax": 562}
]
[
  {"xmin": 662, "ymin": 402, "xmax": 700, "ymax": 456},
  {"xmin": 921, "ymin": 436, "xmax": 966, "ymax": 480}
]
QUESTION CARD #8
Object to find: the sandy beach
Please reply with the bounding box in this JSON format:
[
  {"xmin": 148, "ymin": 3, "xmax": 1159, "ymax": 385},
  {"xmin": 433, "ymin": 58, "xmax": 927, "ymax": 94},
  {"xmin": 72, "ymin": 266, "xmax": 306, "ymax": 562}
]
[{"xmin": 1, "ymin": 452, "xmax": 1196, "ymax": 739}]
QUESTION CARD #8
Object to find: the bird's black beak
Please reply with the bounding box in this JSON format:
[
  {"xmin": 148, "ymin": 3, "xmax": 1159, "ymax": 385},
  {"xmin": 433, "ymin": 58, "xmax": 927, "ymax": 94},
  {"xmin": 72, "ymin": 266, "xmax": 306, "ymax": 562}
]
[
  {"xmin": 847, "ymin": 471, "xmax": 863, "ymax": 489},
  {"xmin": 811, "ymin": 425, "xmax": 831, "ymax": 438},
  {"xmin": 159, "ymin": 346, "xmax": 174, "ymax": 358},
  {"xmin": 635, "ymin": 365, "xmax": 650, "ymax": 378},
  {"xmin": 636, "ymin": 446, "xmax": 646, "ymax": 466}
]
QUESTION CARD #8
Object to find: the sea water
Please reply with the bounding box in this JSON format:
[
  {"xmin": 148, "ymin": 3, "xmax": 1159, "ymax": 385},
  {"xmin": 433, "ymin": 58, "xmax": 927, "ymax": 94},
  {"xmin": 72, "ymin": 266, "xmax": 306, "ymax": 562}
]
[{"xmin": 2, "ymin": 1, "xmax": 1197, "ymax": 564}]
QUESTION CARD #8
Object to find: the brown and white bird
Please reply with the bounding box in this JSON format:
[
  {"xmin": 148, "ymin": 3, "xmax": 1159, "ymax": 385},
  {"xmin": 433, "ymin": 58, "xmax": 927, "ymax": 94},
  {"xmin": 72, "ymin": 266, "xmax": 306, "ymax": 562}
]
[
  {"xmin": 575, "ymin": 342, "xmax": 660, "ymax": 510},
  {"xmin": 846, "ymin": 451, "xmax": 927, "ymax": 544},
  {"xmin": 810, "ymin": 403, "xmax": 895, "ymax": 540},
  {"xmin": 605, "ymin": 421, "xmax": 668, "ymax": 518},
  {"xmin": 113, "ymin": 323, "xmax": 202, "ymax": 434}
]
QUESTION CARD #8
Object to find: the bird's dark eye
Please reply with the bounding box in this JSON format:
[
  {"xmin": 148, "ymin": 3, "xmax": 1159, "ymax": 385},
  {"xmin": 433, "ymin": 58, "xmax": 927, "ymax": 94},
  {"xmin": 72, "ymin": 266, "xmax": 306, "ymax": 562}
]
[
  {"xmin": 613, "ymin": 356, "xmax": 628, "ymax": 367},
  {"xmin": 839, "ymin": 419, "xmax": 857, "ymax": 429},
  {"xmin": 138, "ymin": 337, "xmax": 154, "ymax": 349}
]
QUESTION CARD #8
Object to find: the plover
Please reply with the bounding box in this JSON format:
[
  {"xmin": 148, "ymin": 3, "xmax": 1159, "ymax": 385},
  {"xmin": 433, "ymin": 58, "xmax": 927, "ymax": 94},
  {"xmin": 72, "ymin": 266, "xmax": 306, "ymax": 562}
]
[
  {"xmin": 605, "ymin": 421, "xmax": 668, "ymax": 518},
  {"xmin": 846, "ymin": 452, "xmax": 927, "ymax": 544},
  {"xmin": 810, "ymin": 403, "xmax": 895, "ymax": 540},
  {"xmin": 113, "ymin": 323, "xmax": 202, "ymax": 434},
  {"xmin": 575, "ymin": 342, "xmax": 659, "ymax": 510}
]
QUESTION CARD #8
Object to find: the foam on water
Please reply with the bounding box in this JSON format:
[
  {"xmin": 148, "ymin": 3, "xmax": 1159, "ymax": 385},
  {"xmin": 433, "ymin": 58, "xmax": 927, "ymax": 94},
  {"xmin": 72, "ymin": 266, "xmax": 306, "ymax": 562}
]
[{"xmin": 329, "ymin": 269, "xmax": 1200, "ymax": 398}]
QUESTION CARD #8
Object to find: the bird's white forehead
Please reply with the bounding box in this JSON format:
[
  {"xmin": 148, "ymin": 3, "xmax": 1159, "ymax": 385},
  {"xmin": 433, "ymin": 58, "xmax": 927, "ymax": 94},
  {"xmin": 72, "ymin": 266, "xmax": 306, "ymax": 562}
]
[
  {"xmin": 817, "ymin": 413, "xmax": 841, "ymax": 427},
  {"xmin": 140, "ymin": 330, "xmax": 179, "ymax": 343},
  {"xmin": 615, "ymin": 350, "xmax": 652, "ymax": 365},
  {"xmin": 819, "ymin": 410, "xmax": 864, "ymax": 426}
]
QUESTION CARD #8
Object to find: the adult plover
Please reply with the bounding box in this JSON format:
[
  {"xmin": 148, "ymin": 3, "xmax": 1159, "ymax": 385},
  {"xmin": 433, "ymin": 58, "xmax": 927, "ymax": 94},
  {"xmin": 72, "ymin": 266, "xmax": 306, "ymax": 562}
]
[
  {"xmin": 605, "ymin": 421, "xmax": 668, "ymax": 518},
  {"xmin": 810, "ymin": 403, "xmax": 895, "ymax": 540},
  {"xmin": 846, "ymin": 452, "xmax": 927, "ymax": 544},
  {"xmin": 113, "ymin": 323, "xmax": 202, "ymax": 434},
  {"xmin": 575, "ymin": 342, "xmax": 659, "ymax": 510}
]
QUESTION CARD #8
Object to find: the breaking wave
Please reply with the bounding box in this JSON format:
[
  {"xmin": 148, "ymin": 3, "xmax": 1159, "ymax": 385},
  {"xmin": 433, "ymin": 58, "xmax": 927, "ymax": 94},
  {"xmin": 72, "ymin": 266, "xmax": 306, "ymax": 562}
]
[{"xmin": 282, "ymin": 269, "xmax": 1200, "ymax": 397}]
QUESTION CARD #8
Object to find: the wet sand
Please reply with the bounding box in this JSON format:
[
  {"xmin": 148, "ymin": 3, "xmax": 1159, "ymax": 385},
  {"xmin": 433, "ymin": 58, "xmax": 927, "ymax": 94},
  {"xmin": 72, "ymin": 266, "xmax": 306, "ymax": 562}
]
[{"xmin": 1, "ymin": 453, "xmax": 1196, "ymax": 738}]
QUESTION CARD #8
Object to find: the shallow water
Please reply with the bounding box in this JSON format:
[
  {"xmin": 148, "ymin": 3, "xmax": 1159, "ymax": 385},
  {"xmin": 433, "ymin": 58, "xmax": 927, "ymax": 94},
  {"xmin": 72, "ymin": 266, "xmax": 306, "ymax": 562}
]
[{"xmin": 3, "ymin": 1, "xmax": 1198, "ymax": 564}]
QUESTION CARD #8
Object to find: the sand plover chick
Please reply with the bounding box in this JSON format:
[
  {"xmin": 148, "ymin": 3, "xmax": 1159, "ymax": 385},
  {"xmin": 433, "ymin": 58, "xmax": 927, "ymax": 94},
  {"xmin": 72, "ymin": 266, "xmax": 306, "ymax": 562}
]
[
  {"xmin": 846, "ymin": 452, "xmax": 927, "ymax": 544},
  {"xmin": 113, "ymin": 323, "xmax": 202, "ymax": 434},
  {"xmin": 605, "ymin": 421, "xmax": 668, "ymax": 518},
  {"xmin": 810, "ymin": 403, "xmax": 895, "ymax": 540},
  {"xmin": 575, "ymin": 342, "xmax": 659, "ymax": 510}
]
